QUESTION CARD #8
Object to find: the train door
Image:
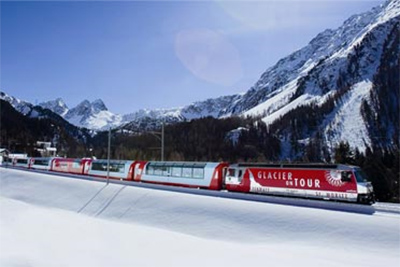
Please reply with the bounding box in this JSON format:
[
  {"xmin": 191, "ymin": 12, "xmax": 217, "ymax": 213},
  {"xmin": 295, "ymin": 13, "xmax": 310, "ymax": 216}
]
[
  {"xmin": 221, "ymin": 166, "xmax": 229, "ymax": 188},
  {"xmin": 50, "ymin": 158, "xmax": 58, "ymax": 171},
  {"xmin": 82, "ymin": 159, "xmax": 92, "ymax": 175},
  {"xmin": 131, "ymin": 161, "xmax": 147, "ymax": 181}
]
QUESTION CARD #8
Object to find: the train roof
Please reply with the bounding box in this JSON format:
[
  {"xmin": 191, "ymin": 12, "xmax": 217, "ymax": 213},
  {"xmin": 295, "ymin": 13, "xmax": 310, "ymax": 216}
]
[
  {"xmin": 92, "ymin": 159, "xmax": 134, "ymax": 164},
  {"xmin": 235, "ymin": 163, "xmax": 357, "ymax": 170},
  {"xmin": 147, "ymin": 161, "xmax": 208, "ymax": 168}
]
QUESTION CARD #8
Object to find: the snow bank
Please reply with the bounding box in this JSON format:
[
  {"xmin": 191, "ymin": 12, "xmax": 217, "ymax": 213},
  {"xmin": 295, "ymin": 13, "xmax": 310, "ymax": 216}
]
[{"xmin": 1, "ymin": 168, "xmax": 399, "ymax": 266}]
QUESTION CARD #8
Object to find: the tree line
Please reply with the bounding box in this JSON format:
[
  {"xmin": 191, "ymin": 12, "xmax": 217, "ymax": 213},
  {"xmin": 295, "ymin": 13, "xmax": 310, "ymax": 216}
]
[{"xmin": 1, "ymin": 100, "xmax": 399, "ymax": 202}]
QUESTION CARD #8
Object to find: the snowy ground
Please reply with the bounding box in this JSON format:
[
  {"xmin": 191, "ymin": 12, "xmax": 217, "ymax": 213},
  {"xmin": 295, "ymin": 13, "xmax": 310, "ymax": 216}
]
[{"xmin": 1, "ymin": 168, "xmax": 399, "ymax": 267}]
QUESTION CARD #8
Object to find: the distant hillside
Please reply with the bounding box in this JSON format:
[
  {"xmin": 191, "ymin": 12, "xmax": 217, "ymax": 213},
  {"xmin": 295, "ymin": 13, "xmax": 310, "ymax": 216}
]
[{"xmin": 0, "ymin": 99, "xmax": 93, "ymax": 157}]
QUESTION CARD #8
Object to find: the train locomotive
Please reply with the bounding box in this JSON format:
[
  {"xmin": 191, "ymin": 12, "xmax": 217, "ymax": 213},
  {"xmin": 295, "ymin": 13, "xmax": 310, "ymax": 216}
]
[
  {"xmin": 224, "ymin": 163, "xmax": 375, "ymax": 204},
  {"xmin": 3, "ymin": 157, "xmax": 375, "ymax": 204}
]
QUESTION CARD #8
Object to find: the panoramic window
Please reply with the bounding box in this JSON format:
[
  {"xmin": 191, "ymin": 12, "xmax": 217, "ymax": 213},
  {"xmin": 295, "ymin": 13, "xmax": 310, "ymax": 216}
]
[
  {"xmin": 192, "ymin": 168, "xmax": 204, "ymax": 179},
  {"xmin": 16, "ymin": 159, "xmax": 28, "ymax": 164},
  {"xmin": 91, "ymin": 162, "xmax": 125, "ymax": 173},
  {"xmin": 146, "ymin": 162, "xmax": 206, "ymax": 179},
  {"xmin": 182, "ymin": 167, "xmax": 192, "ymax": 178},
  {"xmin": 34, "ymin": 159, "xmax": 49, "ymax": 166},
  {"xmin": 172, "ymin": 167, "xmax": 182, "ymax": 177}
]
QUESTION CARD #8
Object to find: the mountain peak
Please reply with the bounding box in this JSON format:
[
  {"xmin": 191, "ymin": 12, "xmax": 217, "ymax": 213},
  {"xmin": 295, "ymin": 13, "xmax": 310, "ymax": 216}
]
[
  {"xmin": 1, "ymin": 90, "xmax": 34, "ymax": 116},
  {"xmin": 39, "ymin": 98, "xmax": 69, "ymax": 116},
  {"xmin": 91, "ymin": 99, "xmax": 107, "ymax": 112},
  {"xmin": 77, "ymin": 99, "xmax": 91, "ymax": 107}
]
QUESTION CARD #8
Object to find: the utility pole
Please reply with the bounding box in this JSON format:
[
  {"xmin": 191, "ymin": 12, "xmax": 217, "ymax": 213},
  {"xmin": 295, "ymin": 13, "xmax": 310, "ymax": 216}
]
[
  {"xmin": 161, "ymin": 122, "xmax": 164, "ymax": 161},
  {"xmin": 107, "ymin": 127, "xmax": 111, "ymax": 185},
  {"xmin": 150, "ymin": 122, "xmax": 165, "ymax": 161}
]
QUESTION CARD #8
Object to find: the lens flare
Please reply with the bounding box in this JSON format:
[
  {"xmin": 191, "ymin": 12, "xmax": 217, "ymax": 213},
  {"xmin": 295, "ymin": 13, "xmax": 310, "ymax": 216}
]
[{"xmin": 175, "ymin": 28, "xmax": 243, "ymax": 86}]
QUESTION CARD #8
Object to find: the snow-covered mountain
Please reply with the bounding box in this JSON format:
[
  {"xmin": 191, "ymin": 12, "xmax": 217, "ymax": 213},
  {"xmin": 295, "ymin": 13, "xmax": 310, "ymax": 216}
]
[
  {"xmin": 36, "ymin": 98, "xmax": 123, "ymax": 130},
  {"xmin": 2, "ymin": 0, "xmax": 398, "ymax": 156},
  {"xmin": 63, "ymin": 99, "xmax": 123, "ymax": 130},
  {"xmin": 39, "ymin": 98, "xmax": 69, "ymax": 117},
  {"xmin": 220, "ymin": 0, "xmax": 399, "ymax": 154},
  {"xmin": 1, "ymin": 90, "xmax": 240, "ymax": 132},
  {"xmin": 226, "ymin": 0, "xmax": 399, "ymax": 116},
  {"xmin": 0, "ymin": 91, "xmax": 60, "ymax": 119},
  {"xmin": 0, "ymin": 93, "xmax": 122, "ymax": 131},
  {"xmin": 0, "ymin": 91, "xmax": 34, "ymax": 116},
  {"xmin": 121, "ymin": 94, "xmax": 240, "ymax": 132},
  {"xmin": 121, "ymin": 0, "xmax": 399, "ymax": 154}
]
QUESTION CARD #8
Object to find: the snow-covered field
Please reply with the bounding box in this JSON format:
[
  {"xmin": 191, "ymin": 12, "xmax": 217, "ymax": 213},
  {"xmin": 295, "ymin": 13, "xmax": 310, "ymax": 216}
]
[{"xmin": 1, "ymin": 168, "xmax": 399, "ymax": 267}]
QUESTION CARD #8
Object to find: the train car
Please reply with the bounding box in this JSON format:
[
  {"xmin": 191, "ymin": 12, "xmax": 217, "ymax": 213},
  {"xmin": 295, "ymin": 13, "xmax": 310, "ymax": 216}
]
[
  {"xmin": 2, "ymin": 156, "xmax": 15, "ymax": 166},
  {"xmin": 51, "ymin": 158, "xmax": 92, "ymax": 175},
  {"xmin": 14, "ymin": 157, "xmax": 33, "ymax": 168},
  {"xmin": 224, "ymin": 163, "xmax": 375, "ymax": 204},
  {"xmin": 88, "ymin": 159, "xmax": 135, "ymax": 180},
  {"xmin": 132, "ymin": 161, "xmax": 229, "ymax": 190},
  {"xmin": 30, "ymin": 157, "xmax": 56, "ymax": 171}
]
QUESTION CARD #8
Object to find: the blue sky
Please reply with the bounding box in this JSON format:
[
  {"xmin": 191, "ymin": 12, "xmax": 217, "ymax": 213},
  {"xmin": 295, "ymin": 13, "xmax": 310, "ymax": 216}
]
[{"xmin": 1, "ymin": 0, "xmax": 383, "ymax": 114}]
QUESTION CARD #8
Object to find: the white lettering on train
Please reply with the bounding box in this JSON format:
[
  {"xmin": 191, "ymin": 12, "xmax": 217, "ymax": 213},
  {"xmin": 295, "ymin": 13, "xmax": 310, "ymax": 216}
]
[
  {"xmin": 257, "ymin": 171, "xmax": 321, "ymax": 189},
  {"xmin": 258, "ymin": 171, "xmax": 293, "ymax": 180}
]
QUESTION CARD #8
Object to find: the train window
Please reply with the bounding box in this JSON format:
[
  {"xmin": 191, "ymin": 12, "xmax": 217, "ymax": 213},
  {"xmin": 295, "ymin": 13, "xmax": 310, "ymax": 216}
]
[
  {"xmin": 118, "ymin": 164, "xmax": 125, "ymax": 173},
  {"xmin": 91, "ymin": 162, "xmax": 125, "ymax": 173},
  {"xmin": 154, "ymin": 167, "xmax": 162, "ymax": 175},
  {"xmin": 3, "ymin": 157, "xmax": 13, "ymax": 163},
  {"xmin": 110, "ymin": 164, "xmax": 118, "ymax": 172},
  {"xmin": 341, "ymin": 171, "xmax": 352, "ymax": 182},
  {"xmin": 34, "ymin": 159, "xmax": 49, "ymax": 166},
  {"xmin": 92, "ymin": 162, "xmax": 107, "ymax": 171},
  {"xmin": 146, "ymin": 165, "xmax": 169, "ymax": 176},
  {"xmin": 227, "ymin": 168, "xmax": 236, "ymax": 177},
  {"xmin": 16, "ymin": 159, "xmax": 28, "ymax": 164},
  {"xmin": 172, "ymin": 167, "xmax": 182, "ymax": 177},
  {"xmin": 354, "ymin": 170, "xmax": 368, "ymax": 183},
  {"xmin": 182, "ymin": 167, "xmax": 192, "ymax": 178},
  {"xmin": 146, "ymin": 165, "xmax": 154, "ymax": 175},
  {"xmin": 162, "ymin": 167, "xmax": 170, "ymax": 176},
  {"xmin": 108, "ymin": 163, "xmax": 125, "ymax": 173},
  {"xmin": 192, "ymin": 168, "xmax": 204, "ymax": 179}
]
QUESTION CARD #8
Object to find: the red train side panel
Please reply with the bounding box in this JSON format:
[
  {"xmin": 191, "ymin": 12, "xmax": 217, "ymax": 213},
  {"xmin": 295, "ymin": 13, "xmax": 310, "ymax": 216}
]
[
  {"xmin": 51, "ymin": 158, "xmax": 92, "ymax": 175},
  {"xmin": 224, "ymin": 164, "xmax": 365, "ymax": 202}
]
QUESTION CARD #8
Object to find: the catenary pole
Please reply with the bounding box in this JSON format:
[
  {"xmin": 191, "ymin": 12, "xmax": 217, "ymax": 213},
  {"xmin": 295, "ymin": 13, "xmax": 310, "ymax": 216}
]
[
  {"xmin": 161, "ymin": 122, "xmax": 164, "ymax": 161},
  {"xmin": 107, "ymin": 127, "xmax": 111, "ymax": 185}
]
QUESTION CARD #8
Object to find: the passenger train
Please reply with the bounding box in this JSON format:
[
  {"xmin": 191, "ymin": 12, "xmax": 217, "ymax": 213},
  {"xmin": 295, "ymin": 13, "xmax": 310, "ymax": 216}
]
[{"xmin": 2, "ymin": 157, "xmax": 375, "ymax": 204}]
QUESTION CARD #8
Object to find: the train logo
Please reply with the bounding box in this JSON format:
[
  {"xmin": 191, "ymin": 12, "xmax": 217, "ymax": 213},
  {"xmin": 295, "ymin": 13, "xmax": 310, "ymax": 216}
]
[{"xmin": 325, "ymin": 170, "xmax": 344, "ymax": 187}]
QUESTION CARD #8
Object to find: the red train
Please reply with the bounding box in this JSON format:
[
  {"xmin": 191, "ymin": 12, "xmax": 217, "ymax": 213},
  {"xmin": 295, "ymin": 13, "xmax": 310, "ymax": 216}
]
[{"xmin": 3, "ymin": 157, "xmax": 375, "ymax": 204}]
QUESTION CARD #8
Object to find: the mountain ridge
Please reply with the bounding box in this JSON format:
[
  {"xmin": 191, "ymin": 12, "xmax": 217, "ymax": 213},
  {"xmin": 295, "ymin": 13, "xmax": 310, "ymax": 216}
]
[{"xmin": 1, "ymin": 0, "xmax": 399, "ymax": 156}]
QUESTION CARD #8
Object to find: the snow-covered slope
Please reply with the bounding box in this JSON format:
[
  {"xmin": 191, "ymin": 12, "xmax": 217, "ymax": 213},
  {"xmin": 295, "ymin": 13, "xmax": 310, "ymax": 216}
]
[
  {"xmin": 224, "ymin": 0, "xmax": 399, "ymax": 153},
  {"xmin": 226, "ymin": 0, "xmax": 398, "ymax": 117},
  {"xmin": 1, "ymin": 168, "xmax": 399, "ymax": 266},
  {"xmin": 120, "ymin": 0, "xmax": 399, "ymax": 149}
]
